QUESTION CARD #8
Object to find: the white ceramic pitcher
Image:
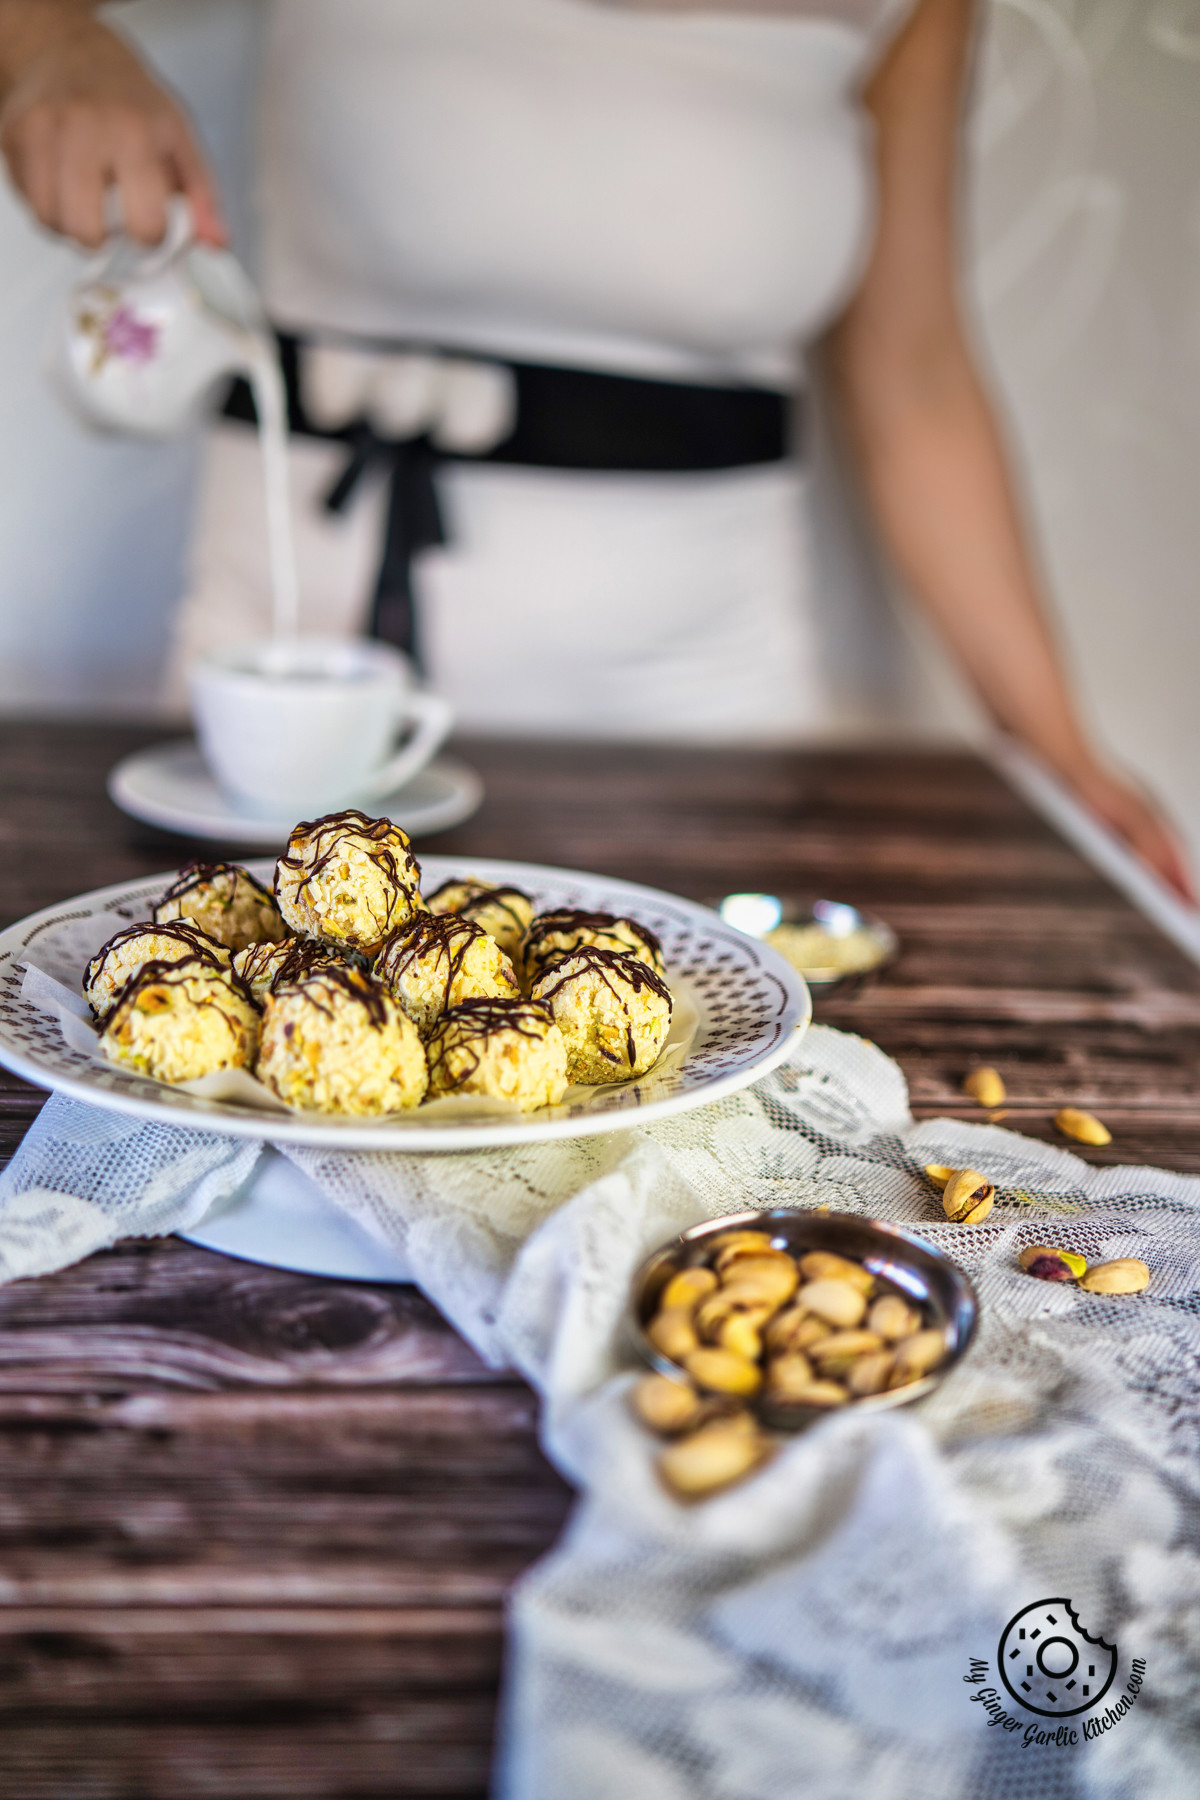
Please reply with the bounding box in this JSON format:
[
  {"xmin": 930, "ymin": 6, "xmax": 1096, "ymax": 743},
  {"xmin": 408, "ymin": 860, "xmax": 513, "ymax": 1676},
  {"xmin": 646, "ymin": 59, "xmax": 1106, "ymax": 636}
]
[{"xmin": 52, "ymin": 200, "xmax": 266, "ymax": 436}]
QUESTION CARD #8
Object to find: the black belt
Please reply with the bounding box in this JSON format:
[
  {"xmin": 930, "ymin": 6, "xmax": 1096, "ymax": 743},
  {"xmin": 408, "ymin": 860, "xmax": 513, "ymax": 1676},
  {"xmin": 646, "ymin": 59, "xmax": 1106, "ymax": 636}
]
[{"xmin": 222, "ymin": 332, "xmax": 795, "ymax": 666}]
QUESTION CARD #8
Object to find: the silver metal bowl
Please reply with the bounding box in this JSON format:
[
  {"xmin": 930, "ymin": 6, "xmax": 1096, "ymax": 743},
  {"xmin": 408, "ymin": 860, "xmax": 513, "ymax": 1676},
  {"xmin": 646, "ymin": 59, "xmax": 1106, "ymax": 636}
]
[
  {"xmin": 711, "ymin": 894, "xmax": 898, "ymax": 993},
  {"xmin": 629, "ymin": 1207, "xmax": 978, "ymax": 1430}
]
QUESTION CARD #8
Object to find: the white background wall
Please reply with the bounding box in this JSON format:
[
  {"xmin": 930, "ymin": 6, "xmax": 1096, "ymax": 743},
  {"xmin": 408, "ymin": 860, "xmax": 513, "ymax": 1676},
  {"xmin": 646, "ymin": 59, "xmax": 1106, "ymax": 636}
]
[{"xmin": 0, "ymin": 1, "xmax": 1197, "ymax": 853}]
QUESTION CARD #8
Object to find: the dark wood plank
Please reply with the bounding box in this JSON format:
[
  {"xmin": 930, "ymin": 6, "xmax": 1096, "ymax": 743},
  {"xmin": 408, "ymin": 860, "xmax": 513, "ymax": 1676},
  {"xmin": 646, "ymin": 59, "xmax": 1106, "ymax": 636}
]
[
  {"xmin": 1, "ymin": 723, "xmax": 1198, "ymax": 1797},
  {"xmin": 0, "ymin": 1238, "xmax": 505, "ymax": 1394}
]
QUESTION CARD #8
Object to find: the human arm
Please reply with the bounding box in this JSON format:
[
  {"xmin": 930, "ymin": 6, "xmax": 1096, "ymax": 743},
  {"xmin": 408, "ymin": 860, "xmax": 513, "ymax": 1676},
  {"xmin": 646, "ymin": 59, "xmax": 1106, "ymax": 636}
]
[
  {"xmin": 827, "ymin": 0, "xmax": 1194, "ymax": 900},
  {"xmin": 0, "ymin": 0, "xmax": 224, "ymax": 245}
]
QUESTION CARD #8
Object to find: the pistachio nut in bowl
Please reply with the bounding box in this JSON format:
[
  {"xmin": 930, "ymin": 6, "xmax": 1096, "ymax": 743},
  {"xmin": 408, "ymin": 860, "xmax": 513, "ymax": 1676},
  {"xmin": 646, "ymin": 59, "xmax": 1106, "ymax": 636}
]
[
  {"xmin": 712, "ymin": 895, "xmax": 897, "ymax": 993},
  {"xmin": 630, "ymin": 1208, "xmax": 978, "ymax": 1435}
]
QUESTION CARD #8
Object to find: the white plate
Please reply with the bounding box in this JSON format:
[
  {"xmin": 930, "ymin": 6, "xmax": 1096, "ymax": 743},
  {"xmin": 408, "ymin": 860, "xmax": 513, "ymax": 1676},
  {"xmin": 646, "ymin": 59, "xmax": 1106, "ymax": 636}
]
[
  {"xmin": 0, "ymin": 857, "xmax": 810, "ymax": 1152},
  {"xmin": 108, "ymin": 739, "xmax": 483, "ymax": 844}
]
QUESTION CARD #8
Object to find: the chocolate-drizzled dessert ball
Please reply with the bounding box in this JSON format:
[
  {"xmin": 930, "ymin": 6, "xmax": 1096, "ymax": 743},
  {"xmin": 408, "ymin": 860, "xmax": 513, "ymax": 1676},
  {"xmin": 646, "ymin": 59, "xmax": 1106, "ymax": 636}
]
[
  {"xmin": 154, "ymin": 860, "xmax": 286, "ymax": 952},
  {"xmin": 84, "ymin": 920, "xmax": 232, "ymax": 1022},
  {"xmin": 522, "ymin": 909, "xmax": 664, "ymax": 986},
  {"xmin": 257, "ymin": 966, "xmax": 427, "ymax": 1115},
  {"xmin": 374, "ymin": 913, "xmax": 520, "ymax": 1037},
  {"xmin": 274, "ymin": 810, "xmax": 425, "ymax": 952},
  {"xmin": 425, "ymin": 878, "xmax": 534, "ymax": 961},
  {"xmin": 232, "ymin": 936, "xmax": 346, "ymax": 1005},
  {"xmin": 532, "ymin": 946, "xmax": 673, "ymax": 1084},
  {"xmin": 100, "ymin": 957, "xmax": 259, "ymax": 1083},
  {"xmin": 426, "ymin": 998, "xmax": 568, "ymax": 1112}
]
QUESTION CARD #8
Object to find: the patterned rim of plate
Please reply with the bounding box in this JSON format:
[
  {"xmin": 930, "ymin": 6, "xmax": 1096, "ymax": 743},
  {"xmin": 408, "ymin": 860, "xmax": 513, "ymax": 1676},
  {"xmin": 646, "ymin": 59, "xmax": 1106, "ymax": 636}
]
[{"xmin": 0, "ymin": 856, "xmax": 811, "ymax": 1152}]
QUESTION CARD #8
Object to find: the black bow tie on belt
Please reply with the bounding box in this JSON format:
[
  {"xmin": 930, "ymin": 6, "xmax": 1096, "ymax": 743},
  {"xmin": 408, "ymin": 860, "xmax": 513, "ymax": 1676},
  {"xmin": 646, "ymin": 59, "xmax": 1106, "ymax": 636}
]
[{"xmin": 222, "ymin": 332, "xmax": 796, "ymax": 668}]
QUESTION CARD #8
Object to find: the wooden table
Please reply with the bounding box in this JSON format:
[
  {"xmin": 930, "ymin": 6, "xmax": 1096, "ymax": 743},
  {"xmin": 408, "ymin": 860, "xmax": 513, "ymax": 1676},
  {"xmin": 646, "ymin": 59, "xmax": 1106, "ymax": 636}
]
[{"xmin": 1, "ymin": 724, "xmax": 1197, "ymax": 1797}]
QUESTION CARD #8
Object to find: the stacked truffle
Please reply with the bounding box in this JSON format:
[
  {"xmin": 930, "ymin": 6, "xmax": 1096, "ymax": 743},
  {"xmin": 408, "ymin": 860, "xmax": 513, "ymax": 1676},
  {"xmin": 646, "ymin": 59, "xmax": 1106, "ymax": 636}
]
[{"xmin": 82, "ymin": 811, "xmax": 675, "ymax": 1115}]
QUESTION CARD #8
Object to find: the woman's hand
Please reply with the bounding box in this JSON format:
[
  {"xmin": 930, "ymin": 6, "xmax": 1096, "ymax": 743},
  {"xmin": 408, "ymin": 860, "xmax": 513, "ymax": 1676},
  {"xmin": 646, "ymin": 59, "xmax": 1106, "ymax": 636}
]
[
  {"xmin": 1067, "ymin": 760, "xmax": 1197, "ymax": 905},
  {"xmin": 0, "ymin": 2, "xmax": 224, "ymax": 247}
]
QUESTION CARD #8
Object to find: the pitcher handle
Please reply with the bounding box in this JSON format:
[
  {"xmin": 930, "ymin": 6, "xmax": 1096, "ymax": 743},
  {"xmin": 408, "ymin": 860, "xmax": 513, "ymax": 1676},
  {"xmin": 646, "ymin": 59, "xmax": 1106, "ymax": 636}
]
[{"xmin": 357, "ymin": 692, "xmax": 454, "ymax": 800}]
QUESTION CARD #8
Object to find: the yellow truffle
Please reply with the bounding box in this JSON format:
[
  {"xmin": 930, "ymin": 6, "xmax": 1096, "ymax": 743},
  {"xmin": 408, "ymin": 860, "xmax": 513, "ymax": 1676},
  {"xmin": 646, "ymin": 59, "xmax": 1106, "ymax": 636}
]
[
  {"xmin": 274, "ymin": 809, "xmax": 425, "ymax": 951},
  {"xmin": 425, "ymin": 879, "xmax": 534, "ymax": 961},
  {"xmin": 100, "ymin": 957, "xmax": 259, "ymax": 1083},
  {"xmin": 231, "ymin": 936, "xmax": 347, "ymax": 1004},
  {"xmin": 532, "ymin": 945, "xmax": 672, "ymax": 1084},
  {"xmin": 425, "ymin": 998, "xmax": 568, "ymax": 1112},
  {"xmin": 84, "ymin": 920, "xmax": 232, "ymax": 1022},
  {"xmin": 154, "ymin": 859, "xmax": 286, "ymax": 952},
  {"xmin": 522, "ymin": 909, "xmax": 664, "ymax": 986},
  {"xmin": 257, "ymin": 967, "xmax": 427, "ymax": 1115},
  {"xmin": 374, "ymin": 914, "xmax": 521, "ymax": 1037}
]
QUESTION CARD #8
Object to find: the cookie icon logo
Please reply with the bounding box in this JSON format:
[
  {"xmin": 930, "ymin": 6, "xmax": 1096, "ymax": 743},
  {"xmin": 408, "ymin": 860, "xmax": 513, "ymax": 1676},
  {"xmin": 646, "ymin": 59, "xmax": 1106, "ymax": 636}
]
[{"xmin": 998, "ymin": 1599, "xmax": 1117, "ymax": 1718}]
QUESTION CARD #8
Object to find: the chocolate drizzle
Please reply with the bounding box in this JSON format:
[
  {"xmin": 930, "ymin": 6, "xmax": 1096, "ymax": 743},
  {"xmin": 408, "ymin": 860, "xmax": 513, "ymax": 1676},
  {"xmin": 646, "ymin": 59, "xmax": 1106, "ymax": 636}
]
[
  {"xmin": 375, "ymin": 912, "xmax": 512, "ymax": 1025},
  {"xmin": 427, "ymin": 880, "xmax": 532, "ymax": 937},
  {"xmin": 534, "ymin": 945, "xmax": 673, "ymax": 1070},
  {"xmin": 522, "ymin": 909, "xmax": 664, "ymax": 978},
  {"xmin": 272, "ymin": 963, "xmax": 393, "ymax": 1031},
  {"xmin": 156, "ymin": 859, "xmax": 277, "ymax": 912},
  {"xmin": 275, "ymin": 810, "xmax": 421, "ymax": 905},
  {"xmin": 239, "ymin": 935, "xmax": 343, "ymax": 996},
  {"xmin": 108, "ymin": 954, "xmax": 258, "ymax": 1036},
  {"xmin": 85, "ymin": 919, "xmax": 233, "ymax": 1017},
  {"xmin": 425, "ymin": 997, "xmax": 556, "ymax": 1090}
]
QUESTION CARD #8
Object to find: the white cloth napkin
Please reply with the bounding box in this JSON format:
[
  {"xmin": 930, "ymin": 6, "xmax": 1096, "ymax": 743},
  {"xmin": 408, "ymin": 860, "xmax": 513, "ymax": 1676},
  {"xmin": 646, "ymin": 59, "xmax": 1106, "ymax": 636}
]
[{"xmin": 2, "ymin": 1025, "xmax": 1199, "ymax": 1799}]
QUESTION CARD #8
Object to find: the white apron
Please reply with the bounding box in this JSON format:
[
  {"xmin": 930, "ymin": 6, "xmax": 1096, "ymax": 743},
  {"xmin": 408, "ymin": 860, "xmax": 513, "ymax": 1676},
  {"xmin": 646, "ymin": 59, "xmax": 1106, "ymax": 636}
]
[{"xmin": 166, "ymin": 0, "xmax": 911, "ymax": 740}]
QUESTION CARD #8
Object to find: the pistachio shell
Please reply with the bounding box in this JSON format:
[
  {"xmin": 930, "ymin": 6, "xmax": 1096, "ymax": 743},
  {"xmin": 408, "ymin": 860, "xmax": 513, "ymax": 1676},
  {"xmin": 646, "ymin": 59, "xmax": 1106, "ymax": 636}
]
[
  {"xmin": 764, "ymin": 1306, "xmax": 828, "ymax": 1355},
  {"xmin": 889, "ymin": 1328, "xmax": 948, "ymax": 1386},
  {"xmin": 710, "ymin": 1230, "xmax": 777, "ymax": 1270},
  {"xmin": 1078, "ymin": 1257, "xmax": 1150, "ymax": 1294},
  {"xmin": 763, "ymin": 1352, "xmax": 815, "ymax": 1399},
  {"xmin": 809, "ymin": 1329, "xmax": 885, "ymax": 1375},
  {"xmin": 685, "ymin": 1346, "xmax": 763, "ymax": 1397},
  {"xmin": 660, "ymin": 1266, "xmax": 719, "ymax": 1311},
  {"xmin": 797, "ymin": 1251, "xmax": 874, "ymax": 1294},
  {"xmin": 1019, "ymin": 1245, "xmax": 1087, "ymax": 1282},
  {"xmin": 963, "ymin": 1067, "xmax": 1006, "ymax": 1108},
  {"xmin": 716, "ymin": 1254, "xmax": 799, "ymax": 1305},
  {"xmin": 924, "ymin": 1165, "xmax": 956, "ymax": 1190},
  {"xmin": 846, "ymin": 1350, "xmax": 896, "ymax": 1397},
  {"xmin": 867, "ymin": 1294, "xmax": 923, "ymax": 1341},
  {"xmin": 1055, "ymin": 1107, "xmax": 1112, "ymax": 1146},
  {"xmin": 632, "ymin": 1373, "xmax": 705, "ymax": 1435},
  {"xmin": 717, "ymin": 1312, "xmax": 763, "ymax": 1361},
  {"xmin": 647, "ymin": 1307, "xmax": 699, "ymax": 1361},
  {"xmin": 768, "ymin": 1378, "xmax": 848, "ymax": 1410},
  {"xmin": 942, "ymin": 1168, "xmax": 995, "ymax": 1224},
  {"xmin": 797, "ymin": 1278, "xmax": 867, "ymax": 1329},
  {"xmin": 657, "ymin": 1414, "xmax": 770, "ymax": 1498},
  {"xmin": 695, "ymin": 1289, "xmax": 773, "ymax": 1344}
]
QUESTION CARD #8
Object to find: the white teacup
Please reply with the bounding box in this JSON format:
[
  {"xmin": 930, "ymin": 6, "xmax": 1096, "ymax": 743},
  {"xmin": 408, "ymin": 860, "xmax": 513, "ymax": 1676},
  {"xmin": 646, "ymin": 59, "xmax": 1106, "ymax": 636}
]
[{"xmin": 190, "ymin": 637, "xmax": 454, "ymax": 820}]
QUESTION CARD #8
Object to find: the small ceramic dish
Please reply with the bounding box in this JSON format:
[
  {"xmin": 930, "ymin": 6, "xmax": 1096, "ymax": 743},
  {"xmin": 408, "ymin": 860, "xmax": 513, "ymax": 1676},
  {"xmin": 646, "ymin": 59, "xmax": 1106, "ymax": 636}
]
[
  {"xmin": 712, "ymin": 894, "xmax": 898, "ymax": 993},
  {"xmin": 629, "ymin": 1207, "xmax": 978, "ymax": 1430}
]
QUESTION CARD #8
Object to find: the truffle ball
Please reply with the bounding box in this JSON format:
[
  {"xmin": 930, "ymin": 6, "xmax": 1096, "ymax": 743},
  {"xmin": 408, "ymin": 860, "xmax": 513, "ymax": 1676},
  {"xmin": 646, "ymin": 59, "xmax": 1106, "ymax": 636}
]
[
  {"xmin": 232, "ymin": 936, "xmax": 347, "ymax": 1004},
  {"xmin": 84, "ymin": 920, "xmax": 232, "ymax": 1022},
  {"xmin": 425, "ymin": 878, "xmax": 534, "ymax": 960},
  {"xmin": 426, "ymin": 998, "xmax": 568, "ymax": 1112},
  {"xmin": 154, "ymin": 860, "xmax": 286, "ymax": 952},
  {"xmin": 257, "ymin": 966, "xmax": 427, "ymax": 1115},
  {"xmin": 100, "ymin": 957, "xmax": 259, "ymax": 1083},
  {"xmin": 274, "ymin": 809, "xmax": 425, "ymax": 951},
  {"xmin": 532, "ymin": 946, "xmax": 673, "ymax": 1084},
  {"xmin": 374, "ymin": 913, "xmax": 520, "ymax": 1037},
  {"xmin": 522, "ymin": 909, "xmax": 664, "ymax": 986}
]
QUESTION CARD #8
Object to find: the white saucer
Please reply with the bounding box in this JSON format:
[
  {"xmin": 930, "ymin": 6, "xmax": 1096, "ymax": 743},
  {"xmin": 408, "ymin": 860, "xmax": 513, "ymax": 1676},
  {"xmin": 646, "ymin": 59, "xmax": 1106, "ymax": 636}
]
[
  {"xmin": 108, "ymin": 738, "xmax": 483, "ymax": 844},
  {"xmin": 182, "ymin": 1148, "xmax": 413, "ymax": 1282}
]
